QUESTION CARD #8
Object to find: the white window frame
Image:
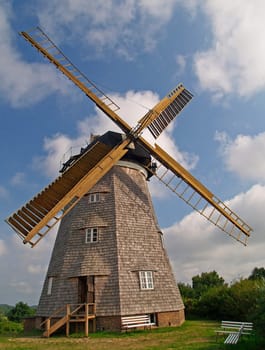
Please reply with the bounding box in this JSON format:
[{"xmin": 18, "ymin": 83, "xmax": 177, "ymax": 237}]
[
  {"xmin": 85, "ymin": 227, "xmax": 98, "ymax": 243},
  {"xmin": 139, "ymin": 271, "xmax": 154, "ymax": 290},
  {"xmin": 47, "ymin": 277, "xmax": 53, "ymax": 295},
  {"xmin": 88, "ymin": 193, "xmax": 100, "ymax": 203}
]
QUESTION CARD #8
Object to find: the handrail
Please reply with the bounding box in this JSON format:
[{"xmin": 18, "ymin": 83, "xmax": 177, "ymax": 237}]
[
  {"xmin": 40, "ymin": 303, "xmax": 95, "ymax": 327},
  {"xmin": 40, "ymin": 304, "xmax": 66, "ymax": 327}
]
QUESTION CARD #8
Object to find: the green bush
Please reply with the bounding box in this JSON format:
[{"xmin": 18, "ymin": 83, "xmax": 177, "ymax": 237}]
[
  {"xmin": 249, "ymin": 280, "xmax": 265, "ymax": 337},
  {"xmin": 179, "ymin": 270, "xmax": 264, "ymax": 324},
  {"xmin": 0, "ymin": 320, "xmax": 23, "ymax": 335},
  {"xmin": 7, "ymin": 301, "xmax": 35, "ymax": 323}
]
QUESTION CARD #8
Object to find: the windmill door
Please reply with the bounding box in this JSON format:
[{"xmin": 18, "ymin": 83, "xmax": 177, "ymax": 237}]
[{"xmin": 78, "ymin": 276, "xmax": 95, "ymax": 303}]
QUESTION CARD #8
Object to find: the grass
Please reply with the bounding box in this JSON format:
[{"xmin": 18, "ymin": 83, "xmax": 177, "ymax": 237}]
[{"xmin": 0, "ymin": 320, "xmax": 261, "ymax": 350}]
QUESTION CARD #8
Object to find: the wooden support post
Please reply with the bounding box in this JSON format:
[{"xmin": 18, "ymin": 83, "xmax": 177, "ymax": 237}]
[
  {"xmin": 66, "ymin": 304, "xmax": 70, "ymax": 337},
  {"xmin": 93, "ymin": 304, "xmax": 96, "ymax": 333},
  {"xmin": 85, "ymin": 303, "xmax": 89, "ymax": 337},
  {"xmin": 46, "ymin": 318, "xmax": 50, "ymax": 338}
]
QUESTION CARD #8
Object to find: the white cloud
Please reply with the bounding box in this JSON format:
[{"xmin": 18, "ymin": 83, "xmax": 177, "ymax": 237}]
[
  {"xmin": 164, "ymin": 184, "xmax": 265, "ymax": 284},
  {"xmin": 139, "ymin": 0, "xmax": 177, "ymax": 20},
  {"xmin": 216, "ymin": 131, "xmax": 265, "ymax": 182},
  {"xmin": 9, "ymin": 281, "xmax": 33, "ymax": 295},
  {"xmin": 27, "ymin": 264, "xmax": 45, "ymax": 274},
  {"xmin": 0, "ymin": 231, "xmax": 56, "ymax": 304},
  {"xmin": 175, "ymin": 55, "xmax": 187, "ymax": 76},
  {"xmin": 0, "ymin": 2, "xmax": 70, "ymax": 107},
  {"xmin": 33, "ymin": 133, "xmax": 81, "ymax": 178},
  {"xmin": 194, "ymin": 1, "xmax": 265, "ymax": 98},
  {"xmin": 0, "ymin": 240, "xmax": 7, "ymax": 256},
  {"xmin": 0, "ymin": 186, "xmax": 8, "ymax": 198},
  {"xmin": 10, "ymin": 172, "xmax": 26, "ymax": 186},
  {"xmin": 37, "ymin": 0, "xmax": 182, "ymax": 59}
]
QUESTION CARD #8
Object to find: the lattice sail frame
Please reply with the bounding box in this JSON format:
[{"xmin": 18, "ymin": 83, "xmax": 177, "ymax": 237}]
[
  {"xmin": 144, "ymin": 154, "xmax": 251, "ymax": 245},
  {"xmin": 5, "ymin": 27, "xmax": 252, "ymax": 246}
]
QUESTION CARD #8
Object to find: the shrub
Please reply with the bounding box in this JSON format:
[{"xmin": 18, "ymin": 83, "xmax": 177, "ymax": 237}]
[{"xmin": 7, "ymin": 302, "xmax": 35, "ymax": 323}]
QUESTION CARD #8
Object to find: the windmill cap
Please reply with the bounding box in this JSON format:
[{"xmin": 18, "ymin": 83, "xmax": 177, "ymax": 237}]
[{"xmin": 60, "ymin": 131, "xmax": 154, "ymax": 178}]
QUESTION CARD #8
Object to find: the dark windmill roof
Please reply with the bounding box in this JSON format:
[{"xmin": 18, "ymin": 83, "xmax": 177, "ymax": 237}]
[{"xmin": 60, "ymin": 131, "xmax": 154, "ymax": 178}]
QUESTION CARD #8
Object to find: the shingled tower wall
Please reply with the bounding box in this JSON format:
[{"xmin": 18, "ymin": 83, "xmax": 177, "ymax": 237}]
[{"xmin": 36, "ymin": 159, "xmax": 185, "ymax": 331}]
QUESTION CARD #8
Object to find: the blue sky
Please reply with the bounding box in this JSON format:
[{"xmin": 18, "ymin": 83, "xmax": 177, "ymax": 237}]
[{"xmin": 1, "ymin": 0, "xmax": 265, "ymax": 305}]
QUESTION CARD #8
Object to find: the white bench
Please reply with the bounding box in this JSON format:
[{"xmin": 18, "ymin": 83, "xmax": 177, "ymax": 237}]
[
  {"xmin": 121, "ymin": 314, "xmax": 152, "ymax": 331},
  {"xmin": 224, "ymin": 325, "xmax": 244, "ymax": 344},
  {"xmin": 215, "ymin": 321, "xmax": 253, "ymax": 344}
]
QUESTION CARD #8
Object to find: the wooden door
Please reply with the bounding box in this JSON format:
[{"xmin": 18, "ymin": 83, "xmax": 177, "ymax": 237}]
[
  {"xmin": 87, "ymin": 276, "xmax": 95, "ymax": 303},
  {"xmin": 78, "ymin": 276, "xmax": 87, "ymax": 303}
]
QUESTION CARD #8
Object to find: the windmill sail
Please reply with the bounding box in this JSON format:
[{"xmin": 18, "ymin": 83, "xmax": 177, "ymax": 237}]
[
  {"xmin": 6, "ymin": 138, "xmax": 131, "ymax": 246},
  {"xmin": 20, "ymin": 27, "xmax": 131, "ymax": 135},
  {"xmin": 136, "ymin": 84, "xmax": 193, "ymax": 138},
  {"xmin": 141, "ymin": 143, "xmax": 252, "ymax": 245},
  {"xmin": 9, "ymin": 27, "xmax": 253, "ymax": 247}
]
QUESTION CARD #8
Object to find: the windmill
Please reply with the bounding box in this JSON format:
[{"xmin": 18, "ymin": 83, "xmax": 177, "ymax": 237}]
[{"xmin": 6, "ymin": 28, "xmax": 252, "ymax": 336}]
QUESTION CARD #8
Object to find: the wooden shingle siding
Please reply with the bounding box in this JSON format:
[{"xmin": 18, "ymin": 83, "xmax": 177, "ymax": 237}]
[{"xmin": 36, "ymin": 162, "xmax": 184, "ymax": 330}]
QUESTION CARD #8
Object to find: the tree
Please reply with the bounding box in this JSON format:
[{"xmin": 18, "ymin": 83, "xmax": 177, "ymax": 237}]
[
  {"xmin": 178, "ymin": 282, "xmax": 195, "ymax": 299},
  {"xmin": 192, "ymin": 271, "xmax": 225, "ymax": 298},
  {"xmin": 250, "ymin": 280, "xmax": 265, "ymax": 336},
  {"xmin": 7, "ymin": 302, "xmax": 35, "ymax": 323},
  {"xmin": 195, "ymin": 285, "xmax": 231, "ymax": 320},
  {"xmin": 248, "ymin": 267, "xmax": 265, "ymax": 281},
  {"xmin": 178, "ymin": 282, "xmax": 197, "ymax": 317},
  {"xmin": 228, "ymin": 279, "xmax": 260, "ymax": 321}
]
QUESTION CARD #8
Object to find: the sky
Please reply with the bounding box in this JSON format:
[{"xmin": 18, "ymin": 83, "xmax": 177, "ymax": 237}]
[{"xmin": 1, "ymin": 0, "xmax": 265, "ymax": 305}]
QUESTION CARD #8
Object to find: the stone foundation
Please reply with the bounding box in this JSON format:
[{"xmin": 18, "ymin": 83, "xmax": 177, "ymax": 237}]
[
  {"xmin": 24, "ymin": 308, "xmax": 185, "ymax": 334},
  {"xmin": 96, "ymin": 315, "xmax": 121, "ymax": 332}
]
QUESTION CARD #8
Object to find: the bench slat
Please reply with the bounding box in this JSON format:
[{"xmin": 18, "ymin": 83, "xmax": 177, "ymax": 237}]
[{"xmin": 121, "ymin": 314, "xmax": 152, "ymax": 330}]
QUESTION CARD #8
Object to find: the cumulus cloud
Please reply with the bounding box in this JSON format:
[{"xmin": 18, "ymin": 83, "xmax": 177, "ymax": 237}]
[
  {"xmin": 10, "ymin": 172, "xmax": 26, "ymax": 186},
  {"xmin": 0, "ymin": 240, "xmax": 7, "ymax": 256},
  {"xmin": 0, "ymin": 230, "xmax": 56, "ymax": 304},
  {"xmin": 0, "ymin": 186, "xmax": 8, "ymax": 198},
  {"xmin": 9, "ymin": 281, "xmax": 33, "ymax": 295},
  {"xmin": 27, "ymin": 264, "xmax": 46, "ymax": 274},
  {"xmin": 175, "ymin": 55, "xmax": 187, "ymax": 76},
  {"xmin": 164, "ymin": 184, "xmax": 265, "ymax": 284},
  {"xmin": 0, "ymin": 2, "xmax": 70, "ymax": 107},
  {"xmin": 194, "ymin": 1, "xmax": 265, "ymax": 98},
  {"xmin": 215, "ymin": 131, "xmax": 265, "ymax": 182},
  {"xmin": 35, "ymin": 90, "xmax": 198, "ymax": 186},
  {"xmin": 37, "ymin": 0, "xmax": 181, "ymax": 59}
]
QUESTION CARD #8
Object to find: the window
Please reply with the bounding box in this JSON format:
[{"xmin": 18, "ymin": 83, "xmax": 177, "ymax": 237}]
[
  {"xmin": 139, "ymin": 271, "xmax": 154, "ymax": 290},
  {"xmin": 47, "ymin": 277, "xmax": 53, "ymax": 295},
  {"xmin": 86, "ymin": 227, "xmax": 98, "ymax": 243},
  {"xmin": 88, "ymin": 193, "xmax": 100, "ymax": 203}
]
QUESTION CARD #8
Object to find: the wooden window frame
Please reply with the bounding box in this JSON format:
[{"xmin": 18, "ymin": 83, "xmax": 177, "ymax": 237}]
[
  {"xmin": 47, "ymin": 277, "xmax": 53, "ymax": 295},
  {"xmin": 139, "ymin": 271, "xmax": 154, "ymax": 290},
  {"xmin": 85, "ymin": 227, "xmax": 98, "ymax": 243},
  {"xmin": 88, "ymin": 193, "xmax": 100, "ymax": 203}
]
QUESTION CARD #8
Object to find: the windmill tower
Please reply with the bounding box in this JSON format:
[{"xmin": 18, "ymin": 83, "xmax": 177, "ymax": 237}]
[
  {"xmin": 37, "ymin": 131, "xmax": 185, "ymax": 332},
  {"xmin": 6, "ymin": 28, "xmax": 252, "ymax": 336}
]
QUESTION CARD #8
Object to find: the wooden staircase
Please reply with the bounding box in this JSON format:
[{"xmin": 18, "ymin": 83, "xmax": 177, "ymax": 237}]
[{"xmin": 41, "ymin": 303, "xmax": 96, "ymax": 337}]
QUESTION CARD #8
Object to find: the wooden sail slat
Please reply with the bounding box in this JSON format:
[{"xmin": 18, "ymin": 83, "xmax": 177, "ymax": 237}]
[
  {"xmin": 28, "ymin": 200, "xmax": 49, "ymax": 216},
  {"xmin": 22, "ymin": 206, "xmax": 41, "ymax": 223},
  {"xmin": 8, "ymin": 216, "xmax": 29, "ymax": 236},
  {"xmin": 18, "ymin": 209, "xmax": 37, "ymax": 227},
  {"xmin": 13, "ymin": 213, "xmax": 32, "ymax": 231},
  {"xmin": 26, "ymin": 203, "xmax": 45, "ymax": 219}
]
